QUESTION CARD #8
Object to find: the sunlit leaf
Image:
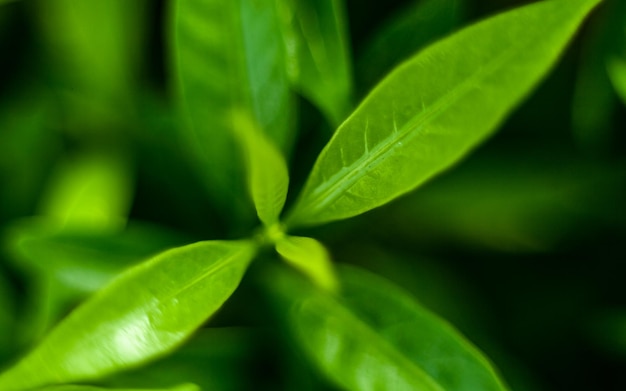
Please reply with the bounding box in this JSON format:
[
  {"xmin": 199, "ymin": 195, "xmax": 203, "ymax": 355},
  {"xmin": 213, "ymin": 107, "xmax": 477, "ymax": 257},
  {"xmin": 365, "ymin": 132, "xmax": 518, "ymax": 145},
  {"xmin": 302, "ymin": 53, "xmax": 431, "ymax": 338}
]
[
  {"xmin": 233, "ymin": 111, "xmax": 289, "ymax": 227},
  {"xmin": 358, "ymin": 0, "xmax": 465, "ymax": 91},
  {"xmin": 286, "ymin": 0, "xmax": 600, "ymax": 227},
  {"xmin": 0, "ymin": 241, "xmax": 256, "ymax": 391},
  {"xmin": 275, "ymin": 236, "xmax": 338, "ymax": 292},
  {"xmin": 5, "ymin": 218, "xmax": 190, "ymax": 344},
  {"xmin": 277, "ymin": 0, "xmax": 353, "ymax": 125},
  {"xmin": 103, "ymin": 328, "xmax": 255, "ymax": 391},
  {"xmin": 269, "ymin": 264, "xmax": 509, "ymax": 391},
  {"xmin": 171, "ymin": 0, "xmax": 294, "ymax": 216},
  {"xmin": 39, "ymin": 152, "xmax": 133, "ymax": 232}
]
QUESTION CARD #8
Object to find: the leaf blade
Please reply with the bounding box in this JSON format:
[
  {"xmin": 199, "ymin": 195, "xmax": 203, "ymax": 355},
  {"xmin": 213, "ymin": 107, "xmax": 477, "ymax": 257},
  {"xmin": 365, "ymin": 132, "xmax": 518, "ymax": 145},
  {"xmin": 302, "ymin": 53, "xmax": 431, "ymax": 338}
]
[
  {"xmin": 287, "ymin": 0, "xmax": 600, "ymax": 227},
  {"xmin": 275, "ymin": 236, "xmax": 338, "ymax": 292},
  {"xmin": 0, "ymin": 240, "xmax": 256, "ymax": 391},
  {"xmin": 269, "ymin": 264, "xmax": 509, "ymax": 391},
  {"xmin": 171, "ymin": 0, "xmax": 294, "ymax": 216},
  {"xmin": 278, "ymin": 0, "xmax": 353, "ymax": 125},
  {"xmin": 233, "ymin": 112, "xmax": 289, "ymax": 227}
]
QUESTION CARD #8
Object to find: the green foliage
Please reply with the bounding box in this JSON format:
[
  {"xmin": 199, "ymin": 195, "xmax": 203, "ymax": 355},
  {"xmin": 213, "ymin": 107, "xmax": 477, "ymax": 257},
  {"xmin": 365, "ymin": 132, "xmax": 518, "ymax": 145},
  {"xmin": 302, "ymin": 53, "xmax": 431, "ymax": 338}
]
[{"xmin": 1, "ymin": 0, "xmax": 622, "ymax": 390}]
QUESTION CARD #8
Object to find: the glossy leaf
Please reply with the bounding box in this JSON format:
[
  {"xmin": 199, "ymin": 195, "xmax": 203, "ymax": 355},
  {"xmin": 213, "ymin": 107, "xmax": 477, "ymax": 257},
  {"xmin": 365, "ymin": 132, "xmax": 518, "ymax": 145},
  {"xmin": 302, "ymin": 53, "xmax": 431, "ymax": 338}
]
[
  {"xmin": 171, "ymin": 0, "xmax": 294, "ymax": 215},
  {"xmin": 35, "ymin": 384, "xmax": 198, "ymax": 391},
  {"xmin": 286, "ymin": 0, "xmax": 600, "ymax": 227},
  {"xmin": 39, "ymin": 152, "xmax": 133, "ymax": 232},
  {"xmin": 0, "ymin": 240, "xmax": 256, "ymax": 391},
  {"xmin": 5, "ymin": 218, "xmax": 189, "ymax": 344},
  {"xmin": 358, "ymin": 0, "xmax": 465, "ymax": 91},
  {"xmin": 233, "ymin": 111, "xmax": 289, "ymax": 227},
  {"xmin": 270, "ymin": 264, "xmax": 509, "ymax": 391},
  {"xmin": 275, "ymin": 236, "xmax": 338, "ymax": 292},
  {"xmin": 277, "ymin": 0, "xmax": 353, "ymax": 125},
  {"xmin": 104, "ymin": 328, "xmax": 255, "ymax": 391}
]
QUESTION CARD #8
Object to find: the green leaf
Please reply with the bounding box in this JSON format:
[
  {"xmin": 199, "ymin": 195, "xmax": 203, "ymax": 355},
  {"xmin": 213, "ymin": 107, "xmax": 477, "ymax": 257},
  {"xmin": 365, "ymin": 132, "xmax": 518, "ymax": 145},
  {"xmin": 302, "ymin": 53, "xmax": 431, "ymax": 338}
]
[
  {"xmin": 270, "ymin": 265, "xmax": 509, "ymax": 391},
  {"xmin": 33, "ymin": 384, "xmax": 198, "ymax": 391},
  {"xmin": 277, "ymin": 0, "xmax": 353, "ymax": 126},
  {"xmin": 275, "ymin": 236, "xmax": 338, "ymax": 292},
  {"xmin": 171, "ymin": 0, "xmax": 294, "ymax": 215},
  {"xmin": 0, "ymin": 240, "xmax": 256, "ymax": 391},
  {"xmin": 35, "ymin": 0, "xmax": 148, "ymax": 126},
  {"xmin": 38, "ymin": 152, "xmax": 133, "ymax": 232},
  {"xmin": 286, "ymin": 0, "xmax": 600, "ymax": 228},
  {"xmin": 233, "ymin": 111, "xmax": 289, "ymax": 227},
  {"xmin": 5, "ymin": 218, "xmax": 189, "ymax": 344},
  {"xmin": 358, "ymin": 0, "xmax": 465, "ymax": 92}
]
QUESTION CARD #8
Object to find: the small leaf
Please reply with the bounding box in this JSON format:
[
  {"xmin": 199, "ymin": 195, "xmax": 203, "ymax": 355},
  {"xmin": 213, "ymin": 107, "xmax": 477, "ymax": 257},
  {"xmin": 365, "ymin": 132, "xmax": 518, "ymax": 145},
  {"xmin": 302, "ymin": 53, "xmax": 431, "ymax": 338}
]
[
  {"xmin": 287, "ymin": 0, "xmax": 601, "ymax": 227},
  {"xmin": 33, "ymin": 384, "xmax": 198, "ymax": 391},
  {"xmin": 233, "ymin": 111, "xmax": 289, "ymax": 227},
  {"xmin": 269, "ymin": 265, "xmax": 509, "ymax": 391},
  {"xmin": 275, "ymin": 236, "xmax": 338, "ymax": 292},
  {"xmin": 171, "ymin": 0, "xmax": 294, "ymax": 216},
  {"xmin": 277, "ymin": 0, "xmax": 353, "ymax": 125},
  {"xmin": 0, "ymin": 240, "xmax": 256, "ymax": 391}
]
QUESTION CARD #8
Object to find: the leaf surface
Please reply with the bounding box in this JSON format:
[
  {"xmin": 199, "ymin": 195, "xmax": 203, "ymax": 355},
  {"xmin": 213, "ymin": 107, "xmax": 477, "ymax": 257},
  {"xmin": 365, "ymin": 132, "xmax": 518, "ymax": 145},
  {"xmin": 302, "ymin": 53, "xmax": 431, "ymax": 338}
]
[
  {"xmin": 233, "ymin": 112, "xmax": 289, "ymax": 227},
  {"xmin": 0, "ymin": 241, "xmax": 256, "ymax": 391},
  {"xmin": 275, "ymin": 236, "xmax": 338, "ymax": 292},
  {"xmin": 278, "ymin": 0, "xmax": 353, "ymax": 125},
  {"xmin": 171, "ymin": 0, "xmax": 294, "ymax": 215},
  {"xmin": 270, "ymin": 265, "xmax": 509, "ymax": 391},
  {"xmin": 287, "ymin": 0, "xmax": 600, "ymax": 227}
]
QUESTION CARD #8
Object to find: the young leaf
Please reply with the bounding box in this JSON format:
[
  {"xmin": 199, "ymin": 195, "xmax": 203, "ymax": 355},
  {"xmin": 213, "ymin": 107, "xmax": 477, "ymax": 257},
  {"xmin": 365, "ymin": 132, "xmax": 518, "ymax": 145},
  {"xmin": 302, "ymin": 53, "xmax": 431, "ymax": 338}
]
[
  {"xmin": 270, "ymin": 265, "xmax": 509, "ymax": 391},
  {"xmin": 233, "ymin": 111, "xmax": 289, "ymax": 227},
  {"xmin": 171, "ymin": 0, "xmax": 294, "ymax": 215},
  {"xmin": 0, "ymin": 241, "xmax": 256, "ymax": 391},
  {"xmin": 275, "ymin": 236, "xmax": 338, "ymax": 292},
  {"xmin": 286, "ymin": 0, "xmax": 601, "ymax": 228},
  {"xmin": 277, "ymin": 0, "xmax": 353, "ymax": 125}
]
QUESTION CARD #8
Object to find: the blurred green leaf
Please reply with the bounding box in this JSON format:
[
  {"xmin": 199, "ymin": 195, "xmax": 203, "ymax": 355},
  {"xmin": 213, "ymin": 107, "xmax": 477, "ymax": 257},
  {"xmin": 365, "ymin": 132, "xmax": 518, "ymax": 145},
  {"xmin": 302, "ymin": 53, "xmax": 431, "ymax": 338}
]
[
  {"xmin": 38, "ymin": 152, "xmax": 133, "ymax": 233},
  {"xmin": 0, "ymin": 96, "xmax": 57, "ymax": 222},
  {"xmin": 374, "ymin": 152, "xmax": 626, "ymax": 252},
  {"xmin": 275, "ymin": 236, "xmax": 338, "ymax": 292},
  {"xmin": 277, "ymin": 0, "xmax": 353, "ymax": 126},
  {"xmin": 233, "ymin": 111, "xmax": 289, "ymax": 228},
  {"xmin": 34, "ymin": 384, "xmax": 198, "ymax": 391},
  {"xmin": 0, "ymin": 240, "xmax": 256, "ymax": 391},
  {"xmin": 171, "ymin": 0, "xmax": 294, "ymax": 218},
  {"xmin": 572, "ymin": 0, "xmax": 625, "ymax": 150},
  {"xmin": 36, "ymin": 0, "xmax": 147, "ymax": 106},
  {"xmin": 270, "ymin": 264, "xmax": 509, "ymax": 391},
  {"xmin": 358, "ymin": 0, "xmax": 465, "ymax": 91},
  {"xmin": 286, "ymin": 0, "xmax": 600, "ymax": 228}
]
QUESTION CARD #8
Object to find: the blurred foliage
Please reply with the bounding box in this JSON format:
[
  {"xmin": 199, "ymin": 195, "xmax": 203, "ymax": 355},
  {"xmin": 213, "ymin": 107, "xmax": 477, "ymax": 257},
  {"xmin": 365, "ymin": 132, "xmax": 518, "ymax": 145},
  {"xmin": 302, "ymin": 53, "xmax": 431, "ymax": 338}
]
[{"xmin": 0, "ymin": 0, "xmax": 625, "ymax": 390}]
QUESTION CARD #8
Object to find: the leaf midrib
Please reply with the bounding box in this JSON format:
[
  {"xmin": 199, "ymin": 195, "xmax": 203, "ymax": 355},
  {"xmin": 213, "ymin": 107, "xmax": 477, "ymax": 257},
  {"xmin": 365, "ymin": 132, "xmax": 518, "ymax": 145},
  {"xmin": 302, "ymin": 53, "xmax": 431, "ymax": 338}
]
[{"xmin": 293, "ymin": 15, "xmax": 547, "ymax": 224}]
